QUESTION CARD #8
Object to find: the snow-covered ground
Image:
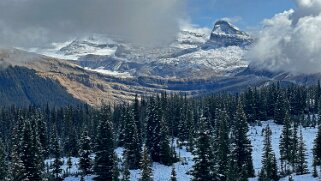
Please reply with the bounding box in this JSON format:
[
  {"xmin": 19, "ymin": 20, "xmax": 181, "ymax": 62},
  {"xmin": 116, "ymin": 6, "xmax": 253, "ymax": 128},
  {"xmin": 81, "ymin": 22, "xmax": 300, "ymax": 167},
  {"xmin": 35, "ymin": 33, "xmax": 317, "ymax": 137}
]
[
  {"xmin": 249, "ymin": 120, "xmax": 318, "ymax": 181},
  {"xmin": 56, "ymin": 121, "xmax": 318, "ymax": 181}
]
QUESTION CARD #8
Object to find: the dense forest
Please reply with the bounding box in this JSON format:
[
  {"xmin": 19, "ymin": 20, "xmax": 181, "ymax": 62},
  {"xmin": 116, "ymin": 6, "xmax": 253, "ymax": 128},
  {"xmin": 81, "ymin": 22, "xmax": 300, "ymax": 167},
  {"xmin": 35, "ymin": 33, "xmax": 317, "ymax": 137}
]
[{"xmin": 1, "ymin": 82, "xmax": 321, "ymax": 180}]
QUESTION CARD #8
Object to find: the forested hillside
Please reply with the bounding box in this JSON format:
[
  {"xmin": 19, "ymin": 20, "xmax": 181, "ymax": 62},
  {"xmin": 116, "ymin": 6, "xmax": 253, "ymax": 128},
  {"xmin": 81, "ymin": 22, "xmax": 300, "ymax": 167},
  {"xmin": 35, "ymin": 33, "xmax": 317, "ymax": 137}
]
[
  {"xmin": 1, "ymin": 82, "xmax": 321, "ymax": 180},
  {"xmin": 0, "ymin": 66, "xmax": 82, "ymax": 107}
]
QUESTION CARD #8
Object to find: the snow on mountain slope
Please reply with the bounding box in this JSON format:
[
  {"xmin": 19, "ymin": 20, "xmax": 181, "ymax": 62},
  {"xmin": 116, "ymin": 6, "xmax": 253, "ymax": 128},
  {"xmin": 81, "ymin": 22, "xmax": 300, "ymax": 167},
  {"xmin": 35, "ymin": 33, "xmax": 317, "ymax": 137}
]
[
  {"xmin": 32, "ymin": 20, "xmax": 251, "ymax": 79},
  {"xmin": 207, "ymin": 20, "xmax": 253, "ymax": 48}
]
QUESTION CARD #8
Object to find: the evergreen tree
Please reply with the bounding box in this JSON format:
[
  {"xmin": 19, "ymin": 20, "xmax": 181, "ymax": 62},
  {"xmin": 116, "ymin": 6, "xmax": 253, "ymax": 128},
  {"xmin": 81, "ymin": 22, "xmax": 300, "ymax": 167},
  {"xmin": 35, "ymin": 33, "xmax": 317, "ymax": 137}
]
[
  {"xmin": 279, "ymin": 111, "xmax": 292, "ymax": 174},
  {"xmin": 312, "ymin": 163, "xmax": 318, "ymax": 177},
  {"xmin": 112, "ymin": 153, "xmax": 120, "ymax": 181},
  {"xmin": 0, "ymin": 139, "xmax": 7, "ymax": 180},
  {"xmin": 123, "ymin": 154, "xmax": 130, "ymax": 181},
  {"xmin": 140, "ymin": 146, "xmax": 153, "ymax": 181},
  {"xmin": 20, "ymin": 121, "xmax": 43, "ymax": 180},
  {"xmin": 94, "ymin": 105, "xmax": 114, "ymax": 181},
  {"xmin": 217, "ymin": 109, "xmax": 230, "ymax": 180},
  {"xmin": 67, "ymin": 156, "xmax": 73, "ymax": 171},
  {"xmin": 296, "ymin": 129, "xmax": 308, "ymax": 175},
  {"xmin": 159, "ymin": 117, "xmax": 173, "ymax": 166},
  {"xmin": 244, "ymin": 87, "xmax": 256, "ymax": 123},
  {"xmin": 146, "ymin": 97, "xmax": 162, "ymax": 163},
  {"xmin": 79, "ymin": 129, "xmax": 93, "ymax": 176},
  {"xmin": 170, "ymin": 166, "xmax": 177, "ymax": 181},
  {"xmin": 259, "ymin": 125, "xmax": 279, "ymax": 181},
  {"xmin": 290, "ymin": 123, "xmax": 298, "ymax": 171},
  {"xmin": 313, "ymin": 123, "xmax": 321, "ymax": 166},
  {"xmin": 274, "ymin": 92, "xmax": 286, "ymax": 124},
  {"xmin": 133, "ymin": 95, "xmax": 142, "ymax": 145},
  {"xmin": 229, "ymin": 100, "xmax": 255, "ymax": 179},
  {"xmin": 9, "ymin": 122, "xmax": 27, "ymax": 181},
  {"xmin": 51, "ymin": 126, "xmax": 63, "ymax": 181},
  {"xmin": 226, "ymin": 159, "xmax": 238, "ymax": 181},
  {"xmin": 191, "ymin": 120, "xmax": 216, "ymax": 181},
  {"xmin": 123, "ymin": 108, "xmax": 141, "ymax": 169},
  {"xmin": 35, "ymin": 111, "xmax": 49, "ymax": 158}
]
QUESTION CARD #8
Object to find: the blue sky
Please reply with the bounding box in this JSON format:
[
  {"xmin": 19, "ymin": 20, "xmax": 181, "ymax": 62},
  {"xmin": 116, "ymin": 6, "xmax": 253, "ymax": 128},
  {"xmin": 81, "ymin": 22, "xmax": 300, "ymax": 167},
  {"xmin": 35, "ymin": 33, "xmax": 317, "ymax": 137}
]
[{"xmin": 187, "ymin": 0, "xmax": 296, "ymax": 29}]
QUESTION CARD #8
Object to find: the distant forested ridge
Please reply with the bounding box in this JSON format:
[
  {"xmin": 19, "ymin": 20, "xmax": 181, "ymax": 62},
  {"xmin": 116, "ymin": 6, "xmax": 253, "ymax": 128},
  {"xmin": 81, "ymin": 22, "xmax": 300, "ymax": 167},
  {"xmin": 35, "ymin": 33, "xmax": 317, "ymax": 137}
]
[{"xmin": 0, "ymin": 66, "xmax": 82, "ymax": 107}]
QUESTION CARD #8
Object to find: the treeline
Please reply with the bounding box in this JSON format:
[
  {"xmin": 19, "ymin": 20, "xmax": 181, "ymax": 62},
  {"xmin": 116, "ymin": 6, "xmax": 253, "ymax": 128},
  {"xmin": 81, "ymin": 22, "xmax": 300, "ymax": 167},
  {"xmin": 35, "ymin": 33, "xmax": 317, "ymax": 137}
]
[{"xmin": 1, "ymin": 82, "xmax": 321, "ymax": 180}]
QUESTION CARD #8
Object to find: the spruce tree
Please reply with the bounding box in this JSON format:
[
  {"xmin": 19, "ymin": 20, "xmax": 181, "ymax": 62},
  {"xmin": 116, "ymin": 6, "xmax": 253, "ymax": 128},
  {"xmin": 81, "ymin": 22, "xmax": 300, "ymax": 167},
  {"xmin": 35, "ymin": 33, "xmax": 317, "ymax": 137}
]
[
  {"xmin": 274, "ymin": 92, "xmax": 286, "ymax": 124},
  {"xmin": 0, "ymin": 139, "xmax": 7, "ymax": 180},
  {"xmin": 159, "ymin": 117, "xmax": 173, "ymax": 166},
  {"xmin": 170, "ymin": 166, "xmax": 177, "ymax": 181},
  {"xmin": 279, "ymin": 111, "xmax": 292, "ymax": 174},
  {"xmin": 123, "ymin": 154, "xmax": 130, "ymax": 181},
  {"xmin": 9, "ymin": 122, "xmax": 26, "ymax": 181},
  {"xmin": 217, "ymin": 108, "xmax": 230, "ymax": 180},
  {"xmin": 20, "ymin": 121, "xmax": 43, "ymax": 180},
  {"xmin": 123, "ymin": 108, "xmax": 141, "ymax": 169},
  {"xmin": 140, "ymin": 146, "xmax": 153, "ymax": 181},
  {"xmin": 133, "ymin": 95, "xmax": 142, "ymax": 145},
  {"xmin": 51, "ymin": 126, "xmax": 63, "ymax": 181},
  {"xmin": 67, "ymin": 156, "xmax": 73, "ymax": 172},
  {"xmin": 296, "ymin": 129, "xmax": 308, "ymax": 175},
  {"xmin": 112, "ymin": 153, "xmax": 120, "ymax": 181},
  {"xmin": 146, "ymin": 97, "xmax": 162, "ymax": 163},
  {"xmin": 191, "ymin": 120, "xmax": 216, "ymax": 181},
  {"xmin": 290, "ymin": 123, "xmax": 298, "ymax": 171},
  {"xmin": 35, "ymin": 111, "xmax": 49, "ymax": 158},
  {"xmin": 226, "ymin": 159, "xmax": 238, "ymax": 181},
  {"xmin": 94, "ymin": 105, "xmax": 114, "ymax": 181},
  {"xmin": 313, "ymin": 123, "xmax": 321, "ymax": 166},
  {"xmin": 79, "ymin": 129, "xmax": 93, "ymax": 176},
  {"xmin": 229, "ymin": 99, "xmax": 255, "ymax": 179},
  {"xmin": 259, "ymin": 125, "xmax": 279, "ymax": 181}
]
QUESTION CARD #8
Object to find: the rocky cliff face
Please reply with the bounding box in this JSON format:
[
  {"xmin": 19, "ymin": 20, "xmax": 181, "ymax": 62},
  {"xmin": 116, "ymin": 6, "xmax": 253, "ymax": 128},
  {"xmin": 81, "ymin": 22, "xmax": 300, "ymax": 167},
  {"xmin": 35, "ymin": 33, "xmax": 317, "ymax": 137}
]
[{"xmin": 207, "ymin": 20, "xmax": 253, "ymax": 48}]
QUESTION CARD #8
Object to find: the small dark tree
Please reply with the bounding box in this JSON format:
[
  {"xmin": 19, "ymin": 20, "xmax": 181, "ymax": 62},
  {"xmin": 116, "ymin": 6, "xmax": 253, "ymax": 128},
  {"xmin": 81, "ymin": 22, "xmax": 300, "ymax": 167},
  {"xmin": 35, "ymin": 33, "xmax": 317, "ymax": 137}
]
[
  {"xmin": 0, "ymin": 139, "xmax": 7, "ymax": 180},
  {"xmin": 123, "ymin": 154, "xmax": 131, "ymax": 181},
  {"xmin": 313, "ymin": 123, "xmax": 321, "ymax": 167},
  {"xmin": 79, "ymin": 129, "xmax": 93, "ymax": 176},
  {"xmin": 259, "ymin": 125, "xmax": 279, "ymax": 181},
  {"xmin": 296, "ymin": 129, "xmax": 308, "ymax": 175},
  {"xmin": 112, "ymin": 153, "xmax": 120, "ymax": 181},
  {"xmin": 51, "ymin": 127, "xmax": 63, "ymax": 181},
  {"xmin": 279, "ymin": 111, "xmax": 292, "ymax": 174},
  {"xmin": 170, "ymin": 166, "xmax": 177, "ymax": 181},
  {"xmin": 159, "ymin": 117, "xmax": 173, "ymax": 166},
  {"xmin": 123, "ymin": 108, "xmax": 141, "ymax": 169},
  {"xmin": 140, "ymin": 146, "xmax": 153, "ymax": 181}
]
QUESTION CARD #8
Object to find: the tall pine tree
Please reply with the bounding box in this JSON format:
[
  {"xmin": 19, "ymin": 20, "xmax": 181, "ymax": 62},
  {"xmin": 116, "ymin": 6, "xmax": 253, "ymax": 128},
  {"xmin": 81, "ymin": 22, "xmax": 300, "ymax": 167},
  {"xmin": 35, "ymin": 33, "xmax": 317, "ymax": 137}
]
[
  {"xmin": 79, "ymin": 129, "xmax": 93, "ymax": 176},
  {"xmin": 229, "ymin": 100, "xmax": 255, "ymax": 179},
  {"xmin": 259, "ymin": 125, "xmax": 279, "ymax": 181},
  {"xmin": 94, "ymin": 105, "xmax": 115, "ymax": 181}
]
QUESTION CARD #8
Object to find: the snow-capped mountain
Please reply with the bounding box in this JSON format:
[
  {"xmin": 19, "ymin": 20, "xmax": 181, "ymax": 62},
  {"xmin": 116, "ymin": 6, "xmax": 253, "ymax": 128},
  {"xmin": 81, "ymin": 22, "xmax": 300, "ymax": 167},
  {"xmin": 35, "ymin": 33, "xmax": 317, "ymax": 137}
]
[
  {"xmin": 35, "ymin": 20, "xmax": 252, "ymax": 79},
  {"xmin": 206, "ymin": 20, "xmax": 253, "ymax": 48}
]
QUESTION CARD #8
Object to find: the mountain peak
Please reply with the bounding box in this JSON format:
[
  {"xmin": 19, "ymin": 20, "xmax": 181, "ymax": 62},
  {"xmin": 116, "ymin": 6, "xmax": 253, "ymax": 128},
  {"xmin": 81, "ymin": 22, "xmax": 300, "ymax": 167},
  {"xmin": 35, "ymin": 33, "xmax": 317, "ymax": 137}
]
[
  {"xmin": 207, "ymin": 20, "xmax": 252, "ymax": 48},
  {"xmin": 212, "ymin": 20, "xmax": 244, "ymax": 36}
]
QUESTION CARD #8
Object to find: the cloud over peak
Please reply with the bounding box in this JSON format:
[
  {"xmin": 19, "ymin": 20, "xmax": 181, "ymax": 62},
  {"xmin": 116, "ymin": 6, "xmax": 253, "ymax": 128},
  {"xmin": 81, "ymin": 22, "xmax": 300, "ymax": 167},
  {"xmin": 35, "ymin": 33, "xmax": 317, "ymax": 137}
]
[
  {"xmin": 248, "ymin": 0, "xmax": 321, "ymax": 74},
  {"xmin": 0, "ymin": 0, "xmax": 186, "ymax": 48}
]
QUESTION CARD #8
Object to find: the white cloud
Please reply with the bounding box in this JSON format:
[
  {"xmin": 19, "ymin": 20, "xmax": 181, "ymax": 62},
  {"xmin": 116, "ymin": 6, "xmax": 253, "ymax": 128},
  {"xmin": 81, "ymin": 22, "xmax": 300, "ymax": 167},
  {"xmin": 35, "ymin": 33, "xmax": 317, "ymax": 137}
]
[
  {"xmin": 0, "ymin": 0, "xmax": 186, "ymax": 48},
  {"xmin": 248, "ymin": 0, "xmax": 321, "ymax": 74}
]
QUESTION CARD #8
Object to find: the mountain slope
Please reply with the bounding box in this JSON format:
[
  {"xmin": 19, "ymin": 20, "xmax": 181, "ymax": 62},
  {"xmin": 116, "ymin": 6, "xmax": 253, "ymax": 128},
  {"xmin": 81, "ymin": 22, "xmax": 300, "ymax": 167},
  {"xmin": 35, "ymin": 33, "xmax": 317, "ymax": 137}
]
[{"xmin": 0, "ymin": 66, "xmax": 82, "ymax": 107}]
